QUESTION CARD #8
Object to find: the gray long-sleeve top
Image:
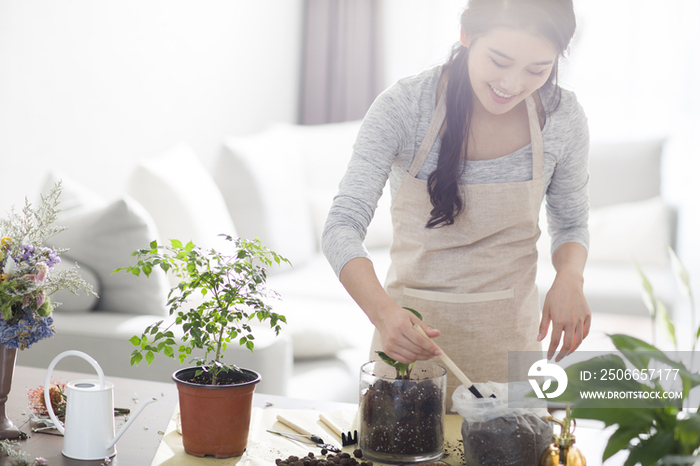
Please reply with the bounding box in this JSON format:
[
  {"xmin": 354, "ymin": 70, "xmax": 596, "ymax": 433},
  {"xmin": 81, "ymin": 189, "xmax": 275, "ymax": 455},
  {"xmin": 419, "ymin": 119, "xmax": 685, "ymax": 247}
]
[{"xmin": 322, "ymin": 66, "xmax": 590, "ymax": 279}]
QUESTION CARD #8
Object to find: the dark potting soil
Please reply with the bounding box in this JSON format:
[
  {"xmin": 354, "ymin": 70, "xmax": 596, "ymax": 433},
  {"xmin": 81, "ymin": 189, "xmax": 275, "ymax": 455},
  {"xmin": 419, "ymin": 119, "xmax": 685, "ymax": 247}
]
[
  {"xmin": 360, "ymin": 377, "xmax": 443, "ymax": 455},
  {"xmin": 462, "ymin": 412, "xmax": 551, "ymax": 466},
  {"xmin": 181, "ymin": 369, "xmax": 257, "ymax": 386}
]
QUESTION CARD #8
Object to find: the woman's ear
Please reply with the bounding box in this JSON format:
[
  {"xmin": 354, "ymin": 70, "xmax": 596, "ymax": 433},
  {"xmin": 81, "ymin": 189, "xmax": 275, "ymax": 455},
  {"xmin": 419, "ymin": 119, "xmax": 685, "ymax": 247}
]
[{"xmin": 460, "ymin": 29, "xmax": 471, "ymax": 48}]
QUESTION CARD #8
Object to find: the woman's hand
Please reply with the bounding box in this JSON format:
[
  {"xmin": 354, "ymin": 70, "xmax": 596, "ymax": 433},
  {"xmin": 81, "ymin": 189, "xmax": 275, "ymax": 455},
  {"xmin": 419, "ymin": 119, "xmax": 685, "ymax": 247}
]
[
  {"xmin": 339, "ymin": 257, "xmax": 441, "ymax": 364},
  {"xmin": 373, "ymin": 305, "xmax": 441, "ymax": 364},
  {"xmin": 538, "ymin": 242, "xmax": 591, "ymax": 362}
]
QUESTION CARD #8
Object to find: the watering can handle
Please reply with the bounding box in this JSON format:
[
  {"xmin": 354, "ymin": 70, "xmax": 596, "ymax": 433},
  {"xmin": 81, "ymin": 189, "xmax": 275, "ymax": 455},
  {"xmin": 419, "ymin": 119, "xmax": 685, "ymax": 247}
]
[{"xmin": 44, "ymin": 350, "xmax": 106, "ymax": 435}]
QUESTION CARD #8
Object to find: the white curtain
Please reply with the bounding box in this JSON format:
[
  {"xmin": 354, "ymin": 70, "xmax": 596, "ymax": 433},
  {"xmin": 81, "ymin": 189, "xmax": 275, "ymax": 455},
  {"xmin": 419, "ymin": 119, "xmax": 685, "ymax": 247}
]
[{"xmin": 299, "ymin": 0, "xmax": 385, "ymax": 124}]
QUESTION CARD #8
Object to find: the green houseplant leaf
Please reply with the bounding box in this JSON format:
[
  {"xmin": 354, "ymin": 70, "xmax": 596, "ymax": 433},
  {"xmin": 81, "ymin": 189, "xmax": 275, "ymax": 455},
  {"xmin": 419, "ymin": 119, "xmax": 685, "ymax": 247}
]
[{"xmin": 569, "ymin": 250, "xmax": 700, "ymax": 463}]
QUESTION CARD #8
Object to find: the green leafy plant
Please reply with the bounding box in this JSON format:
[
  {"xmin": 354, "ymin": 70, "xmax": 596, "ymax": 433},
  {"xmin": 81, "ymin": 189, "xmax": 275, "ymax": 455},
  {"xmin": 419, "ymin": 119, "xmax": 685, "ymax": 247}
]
[
  {"xmin": 376, "ymin": 307, "xmax": 423, "ymax": 380},
  {"xmin": 115, "ymin": 235, "xmax": 290, "ymax": 385},
  {"xmin": 557, "ymin": 248, "xmax": 700, "ymax": 465}
]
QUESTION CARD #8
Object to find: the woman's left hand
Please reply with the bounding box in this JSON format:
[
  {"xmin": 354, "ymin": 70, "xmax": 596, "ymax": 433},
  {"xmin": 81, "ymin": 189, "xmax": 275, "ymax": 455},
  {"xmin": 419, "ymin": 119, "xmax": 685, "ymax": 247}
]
[{"xmin": 538, "ymin": 242, "xmax": 591, "ymax": 362}]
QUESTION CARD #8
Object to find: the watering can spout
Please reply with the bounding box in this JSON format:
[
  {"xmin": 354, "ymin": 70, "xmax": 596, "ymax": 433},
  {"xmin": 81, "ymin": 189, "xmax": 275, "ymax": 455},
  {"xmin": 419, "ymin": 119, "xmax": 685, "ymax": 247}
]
[{"xmin": 107, "ymin": 397, "xmax": 158, "ymax": 450}]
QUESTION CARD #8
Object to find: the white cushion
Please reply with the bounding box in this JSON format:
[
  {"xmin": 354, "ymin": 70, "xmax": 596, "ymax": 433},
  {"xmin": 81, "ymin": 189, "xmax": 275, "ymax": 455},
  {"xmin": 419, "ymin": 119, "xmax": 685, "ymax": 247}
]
[
  {"xmin": 292, "ymin": 120, "xmax": 395, "ymax": 249},
  {"xmin": 47, "ymin": 196, "xmax": 170, "ymax": 316},
  {"xmin": 40, "ymin": 171, "xmax": 107, "ymax": 215},
  {"xmin": 588, "ymin": 138, "xmax": 665, "ymax": 209},
  {"xmin": 266, "ymin": 248, "xmax": 388, "ymax": 359},
  {"xmin": 50, "ymin": 255, "xmax": 101, "ymax": 312},
  {"xmin": 125, "ymin": 144, "xmax": 238, "ymax": 255},
  {"xmin": 215, "ymin": 125, "xmax": 316, "ymax": 269},
  {"xmin": 538, "ymin": 196, "xmax": 672, "ymax": 266},
  {"xmin": 290, "ymin": 120, "xmax": 363, "ymax": 193},
  {"xmin": 587, "ymin": 196, "xmax": 671, "ymax": 266}
]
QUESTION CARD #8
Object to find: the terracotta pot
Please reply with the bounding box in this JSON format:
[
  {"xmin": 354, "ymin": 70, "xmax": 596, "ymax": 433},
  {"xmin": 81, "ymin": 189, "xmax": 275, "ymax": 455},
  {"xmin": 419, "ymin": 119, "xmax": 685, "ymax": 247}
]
[
  {"xmin": 173, "ymin": 367, "xmax": 261, "ymax": 458},
  {"xmin": 0, "ymin": 345, "xmax": 21, "ymax": 439}
]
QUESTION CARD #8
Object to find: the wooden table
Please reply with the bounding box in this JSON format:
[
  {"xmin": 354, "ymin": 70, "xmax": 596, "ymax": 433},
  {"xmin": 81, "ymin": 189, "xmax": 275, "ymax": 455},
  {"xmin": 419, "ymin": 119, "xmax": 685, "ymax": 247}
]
[
  {"xmin": 3, "ymin": 365, "xmax": 625, "ymax": 466},
  {"xmin": 2, "ymin": 366, "xmax": 356, "ymax": 466},
  {"xmin": 2, "ymin": 365, "xmax": 178, "ymax": 466}
]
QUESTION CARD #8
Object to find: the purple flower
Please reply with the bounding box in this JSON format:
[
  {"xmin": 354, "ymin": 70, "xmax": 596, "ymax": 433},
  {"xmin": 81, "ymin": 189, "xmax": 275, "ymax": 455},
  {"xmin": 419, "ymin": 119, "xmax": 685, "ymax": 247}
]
[{"xmin": 46, "ymin": 249, "xmax": 61, "ymax": 268}]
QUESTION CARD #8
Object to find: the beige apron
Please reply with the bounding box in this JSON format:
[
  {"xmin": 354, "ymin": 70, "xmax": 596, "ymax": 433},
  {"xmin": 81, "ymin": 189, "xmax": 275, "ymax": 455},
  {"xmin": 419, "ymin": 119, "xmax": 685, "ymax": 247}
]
[{"xmin": 370, "ymin": 92, "xmax": 545, "ymax": 404}]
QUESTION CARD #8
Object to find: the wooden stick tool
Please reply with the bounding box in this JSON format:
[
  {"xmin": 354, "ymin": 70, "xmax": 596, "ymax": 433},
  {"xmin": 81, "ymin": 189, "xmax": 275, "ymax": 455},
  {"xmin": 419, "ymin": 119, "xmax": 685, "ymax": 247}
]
[
  {"xmin": 413, "ymin": 324, "xmax": 496, "ymax": 399},
  {"xmin": 272, "ymin": 415, "xmax": 341, "ymax": 452}
]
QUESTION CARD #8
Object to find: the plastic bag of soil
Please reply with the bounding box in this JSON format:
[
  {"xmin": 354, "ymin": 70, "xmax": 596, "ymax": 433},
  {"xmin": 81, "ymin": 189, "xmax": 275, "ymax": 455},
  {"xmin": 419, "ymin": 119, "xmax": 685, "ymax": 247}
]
[{"xmin": 452, "ymin": 382, "xmax": 552, "ymax": 466}]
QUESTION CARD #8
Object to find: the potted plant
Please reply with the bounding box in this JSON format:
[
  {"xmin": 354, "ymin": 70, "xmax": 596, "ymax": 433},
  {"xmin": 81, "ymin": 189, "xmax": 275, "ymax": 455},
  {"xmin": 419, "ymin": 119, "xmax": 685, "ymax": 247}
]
[
  {"xmin": 359, "ymin": 308, "xmax": 447, "ymax": 464},
  {"xmin": 116, "ymin": 235, "xmax": 289, "ymax": 458},
  {"xmin": 556, "ymin": 248, "xmax": 700, "ymax": 466}
]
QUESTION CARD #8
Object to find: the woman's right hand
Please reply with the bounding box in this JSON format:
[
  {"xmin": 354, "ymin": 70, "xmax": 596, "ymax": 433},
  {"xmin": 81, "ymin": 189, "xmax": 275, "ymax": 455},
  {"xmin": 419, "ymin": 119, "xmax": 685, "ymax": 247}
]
[
  {"xmin": 373, "ymin": 304, "xmax": 442, "ymax": 364},
  {"xmin": 339, "ymin": 257, "xmax": 441, "ymax": 364}
]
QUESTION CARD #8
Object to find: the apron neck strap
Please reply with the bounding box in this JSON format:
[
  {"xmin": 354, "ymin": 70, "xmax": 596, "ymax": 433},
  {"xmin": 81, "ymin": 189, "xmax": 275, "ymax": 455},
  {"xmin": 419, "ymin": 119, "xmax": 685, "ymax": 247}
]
[
  {"xmin": 525, "ymin": 94, "xmax": 544, "ymax": 178},
  {"xmin": 408, "ymin": 90, "xmax": 447, "ymax": 177}
]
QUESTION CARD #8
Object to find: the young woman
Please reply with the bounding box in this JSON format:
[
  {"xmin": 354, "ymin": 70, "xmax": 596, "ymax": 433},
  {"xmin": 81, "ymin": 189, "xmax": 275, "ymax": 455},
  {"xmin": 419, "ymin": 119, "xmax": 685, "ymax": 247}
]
[{"xmin": 322, "ymin": 0, "xmax": 590, "ymax": 400}]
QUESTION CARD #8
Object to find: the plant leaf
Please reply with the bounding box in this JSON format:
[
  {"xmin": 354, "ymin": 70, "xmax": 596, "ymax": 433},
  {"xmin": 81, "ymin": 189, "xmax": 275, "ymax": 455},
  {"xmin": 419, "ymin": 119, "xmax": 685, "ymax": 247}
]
[
  {"xmin": 602, "ymin": 423, "xmax": 647, "ymax": 461},
  {"xmin": 130, "ymin": 352, "xmax": 143, "ymax": 366},
  {"xmin": 376, "ymin": 351, "xmax": 398, "ymax": 368},
  {"xmin": 611, "ymin": 334, "xmax": 700, "ymax": 396},
  {"xmin": 656, "ymin": 299, "xmax": 676, "ymax": 348},
  {"xmin": 402, "ymin": 307, "xmax": 423, "ymax": 320},
  {"xmin": 623, "ymin": 430, "xmax": 674, "ymax": 466},
  {"xmin": 635, "ymin": 262, "xmax": 656, "ymax": 319},
  {"xmin": 667, "ymin": 244, "xmax": 692, "ymax": 298},
  {"xmin": 677, "ymin": 413, "xmax": 700, "ymax": 453}
]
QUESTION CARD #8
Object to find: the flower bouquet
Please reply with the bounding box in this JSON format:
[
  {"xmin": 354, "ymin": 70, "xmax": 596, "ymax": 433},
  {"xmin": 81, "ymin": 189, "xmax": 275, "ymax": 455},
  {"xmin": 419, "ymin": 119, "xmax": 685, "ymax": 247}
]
[
  {"xmin": 0, "ymin": 182, "xmax": 96, "ymax": 350},
  {"xmin": 0, "ymin": 181, "xmax": 96, "ymax": 439}
]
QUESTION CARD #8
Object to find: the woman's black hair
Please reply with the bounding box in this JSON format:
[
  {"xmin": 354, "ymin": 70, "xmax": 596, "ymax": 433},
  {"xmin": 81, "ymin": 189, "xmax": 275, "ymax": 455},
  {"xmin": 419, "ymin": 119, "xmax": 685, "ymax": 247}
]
[{"xmin": 425, "ymin": 0, "xmax": 576, "ymax": 228}]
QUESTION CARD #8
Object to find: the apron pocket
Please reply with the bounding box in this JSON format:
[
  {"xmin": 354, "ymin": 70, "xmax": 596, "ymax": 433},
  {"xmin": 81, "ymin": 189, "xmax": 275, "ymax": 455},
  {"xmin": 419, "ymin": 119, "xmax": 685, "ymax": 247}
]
[
  {"xmin": 403, "ymin": 287, "xmax": 514, "ymax": 304},
  {"xmin": 398, "ymin": 286, "xmax": 527, "ymax": 386}
]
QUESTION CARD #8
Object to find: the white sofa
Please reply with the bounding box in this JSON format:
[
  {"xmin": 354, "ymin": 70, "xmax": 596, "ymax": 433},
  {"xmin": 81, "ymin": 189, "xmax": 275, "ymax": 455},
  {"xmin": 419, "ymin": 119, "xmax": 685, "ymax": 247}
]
[{"xmin": 17, "ymin": 121, "xmax": 681, "ymax": 404}]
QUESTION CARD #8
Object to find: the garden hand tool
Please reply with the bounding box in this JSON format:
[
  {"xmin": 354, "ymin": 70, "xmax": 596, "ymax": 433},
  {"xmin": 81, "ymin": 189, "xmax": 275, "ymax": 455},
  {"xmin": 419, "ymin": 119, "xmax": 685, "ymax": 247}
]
[
  {"xmin": 269, "ymin": 415, "xmax": 341, "ymax": 453},
  {"xmin": 414, "ymin": 324, "xmax": 496, "ymax": 399},
  {"xmin": 319, "ymin": 413, "xmax": 357, "ymax": 446}
]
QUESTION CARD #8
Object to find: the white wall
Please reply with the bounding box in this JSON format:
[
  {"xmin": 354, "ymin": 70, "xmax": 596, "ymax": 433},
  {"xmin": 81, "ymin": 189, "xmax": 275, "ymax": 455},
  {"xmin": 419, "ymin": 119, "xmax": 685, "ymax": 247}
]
[
  {"xmin": 381, "ymin": 0, "xmax": 699, "ymax": 139},
  {"xmin": 0, "ymin": 0, "xmax": 303, "ymax": 213}
]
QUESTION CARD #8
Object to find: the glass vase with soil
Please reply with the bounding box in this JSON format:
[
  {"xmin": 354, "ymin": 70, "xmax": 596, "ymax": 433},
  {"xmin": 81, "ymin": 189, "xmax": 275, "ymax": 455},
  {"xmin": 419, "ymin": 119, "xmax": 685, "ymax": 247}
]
[{"xmin": 359, "ymin": 360, "xmax": 446, "ymax": 464}]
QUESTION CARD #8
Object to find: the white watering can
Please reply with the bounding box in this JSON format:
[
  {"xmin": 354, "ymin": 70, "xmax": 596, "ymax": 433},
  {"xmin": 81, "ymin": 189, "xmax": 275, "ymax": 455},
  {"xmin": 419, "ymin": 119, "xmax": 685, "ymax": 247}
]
[{"xmin": 44, "ymin": 350, "xmax": 157, "ymax": 460}]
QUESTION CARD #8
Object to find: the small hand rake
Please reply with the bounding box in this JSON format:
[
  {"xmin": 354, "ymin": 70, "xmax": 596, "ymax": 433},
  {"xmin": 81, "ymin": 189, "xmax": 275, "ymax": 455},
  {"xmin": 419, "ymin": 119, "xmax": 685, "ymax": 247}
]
[{"xmin": 319, "ymin": 414, "xmax": 357, "ymax": 446}]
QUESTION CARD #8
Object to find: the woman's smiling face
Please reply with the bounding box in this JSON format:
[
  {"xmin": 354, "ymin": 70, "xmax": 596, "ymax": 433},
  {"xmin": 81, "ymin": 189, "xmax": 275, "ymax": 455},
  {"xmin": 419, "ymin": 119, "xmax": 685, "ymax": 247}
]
[{"xmin": 462, "ymin": 27, "xmax": 559, "ymax": 115}]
